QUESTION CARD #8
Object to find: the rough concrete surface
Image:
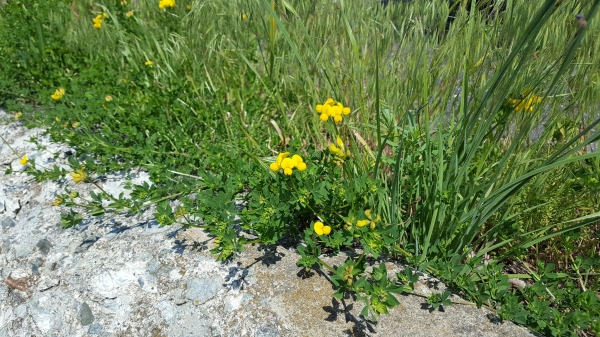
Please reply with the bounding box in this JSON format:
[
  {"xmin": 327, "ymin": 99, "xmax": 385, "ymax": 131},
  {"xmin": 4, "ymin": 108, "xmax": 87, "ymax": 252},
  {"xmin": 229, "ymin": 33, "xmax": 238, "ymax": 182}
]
[{"xmin": 0, "ymin": 109, "xmax": 539, "ymax": 336}]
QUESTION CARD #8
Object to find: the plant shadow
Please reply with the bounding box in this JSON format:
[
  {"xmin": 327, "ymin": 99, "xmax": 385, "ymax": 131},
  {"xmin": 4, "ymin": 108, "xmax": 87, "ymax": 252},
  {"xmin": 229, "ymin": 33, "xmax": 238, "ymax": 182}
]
[{"xmin": 322, "ymin": 297, "xmax": 378, "ymax": 337}]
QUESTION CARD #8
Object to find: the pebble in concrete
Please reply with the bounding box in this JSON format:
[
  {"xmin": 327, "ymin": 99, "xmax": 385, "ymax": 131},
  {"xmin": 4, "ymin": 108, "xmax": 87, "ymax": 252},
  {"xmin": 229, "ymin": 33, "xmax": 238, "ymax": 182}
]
[
  {"xmin": 186, "ymin": 276, "xmax": 223, "ymax": 305},
  {"xmin": 77, "ymin": 302, "xmax": 94, "ymax": 326}
]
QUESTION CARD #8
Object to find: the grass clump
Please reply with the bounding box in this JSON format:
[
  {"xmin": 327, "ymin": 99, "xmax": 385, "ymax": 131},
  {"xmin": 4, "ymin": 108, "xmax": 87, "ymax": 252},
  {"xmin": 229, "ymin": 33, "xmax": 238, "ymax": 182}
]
[{"xmin": 1, "ymin": 0, "xmax": 600, "ymax": 335}]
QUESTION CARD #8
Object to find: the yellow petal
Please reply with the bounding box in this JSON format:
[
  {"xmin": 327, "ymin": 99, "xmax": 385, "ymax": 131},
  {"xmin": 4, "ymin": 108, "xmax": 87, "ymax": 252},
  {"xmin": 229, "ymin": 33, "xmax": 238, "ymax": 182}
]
[
  {"xmin": 314, "ymin": 221, "xmax": 324, "ymax": 235},
  {"xmin": 342, "ymin": 107, "xmax": 350, "ymax": 115},
  {"xmin": 319, "ymin": 113, "xmax": 329, "ymax": 122},
  {"xmin": 356, "ymin": 220, "xmax": 369, "ymax": 228},
  {"xmin": 322, "ymin": 226, "xmax": 331, "ymax": 235},
  {"xmin": 329, "ymin": 144, "xmax": 340, "ymax": 154},
  {"xmin": 316, "ymin": 104, "xmax": 323, "ymax": 113},
  {"xmin": 281, "ymin": 157, "xmax": 294, "ymax": 169},
  {"xmin": 297, "ymin": 162, "xmax": 307, "ymax": 171},
  {"xmin": 336, "ymin": 136, "xmax": 344, "ymax": 147},
  {"xmin": 364, "ymin": 209, "xmax": 372, "ymax": 219},
  {"xmin": 269, "ymin": 162, "xmax": 280, "ymax": 172}
]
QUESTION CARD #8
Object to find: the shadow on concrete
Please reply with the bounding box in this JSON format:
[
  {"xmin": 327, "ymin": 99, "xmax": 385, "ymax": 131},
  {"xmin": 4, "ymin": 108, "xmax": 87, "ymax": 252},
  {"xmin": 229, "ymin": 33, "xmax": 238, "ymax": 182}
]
[
  {"xmin": 322, "ymin": 297, "xmax": 377, "ymax": 337},
  {"xmin": 224, "ymin": 262, "xmax": 251, "ymax": 290},
  {"xmin": 170, "ymin": 237, "xmax": 210, "ymax": 255}
]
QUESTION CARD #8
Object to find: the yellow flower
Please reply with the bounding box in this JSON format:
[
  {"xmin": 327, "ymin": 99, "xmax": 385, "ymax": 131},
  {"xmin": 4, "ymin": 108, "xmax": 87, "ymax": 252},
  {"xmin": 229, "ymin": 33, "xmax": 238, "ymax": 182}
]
[
  {"xmin": 509, "ymin": 89, "xmax": 543, "ymax": 112},
  {"xmin": 126, "ymin": 11, "xmax": 134, "ymax": 18},
  {"xmin": 72, "ymin": 122, "xmax": 80, "ymax": 128},
  {"xmin": 316, "ymin": 98, "xmax": 350, "ymax": 123},
  {"xmin": 52, "ymin": 197, "xmax": 64, "ymax": 206},
  {"xmin": 145, "ymin": 61, "xmax": 153, "ymax": 66},
  {"xmin": 159, "ymin": 0, "xmax": 176, "ymax": 9},
  {"xmin": 51, "ymin": 88, "xmax": 65, "ymax": 101},
  {"xmin": 14, "ymin": 112, "xmax": 22, "ymax": 119},
  {"xmin": 105, "ymin": 95, "xmax": 113, "ymax": 102},
  {"xmin": 92, "ymin": 14, "xmax": 105, "ymax": 29},
  {"xmin": 70, "ymin": 169, "xmax": 88, "ymax": 183},
  {"xmin": 242, "ymin": 13, "xmax": 248, "ymax": 20},
  {"xmin": 186, "ymin": 4, "xmax": 192, "ymax": 10},
  {"xmin": 329, "ymin": 136, "xmax": 347, "ymax": 164},
  {"xmin": 314, "ymin": 221, "xmax": 329, "ymax": 236},
  {"xmin": 69, "ymin": 191, "xmax": 79, "ymax": 199},
  {"xmin": 19, "ymin": 155, "xmax": 28, "ymax": 165},
  {"xmin": 270, "ymin": 152, "xmax": 306, "ymax": 174}
]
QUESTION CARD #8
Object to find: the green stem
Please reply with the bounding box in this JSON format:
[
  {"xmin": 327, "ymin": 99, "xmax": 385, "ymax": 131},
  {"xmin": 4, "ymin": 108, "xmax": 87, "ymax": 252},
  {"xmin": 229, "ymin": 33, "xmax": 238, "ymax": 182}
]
[
  {"xmin": 317, "ymin": 257, "xmax": 336, "ymax": 274},
  {"xmin": 0, "ymin": 134, "xmax": 21, "ymax": 158}
]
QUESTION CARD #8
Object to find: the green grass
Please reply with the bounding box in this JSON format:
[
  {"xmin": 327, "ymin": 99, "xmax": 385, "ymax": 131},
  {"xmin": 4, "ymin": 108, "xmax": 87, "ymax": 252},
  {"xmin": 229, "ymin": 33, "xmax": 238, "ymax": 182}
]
[{"xmin": 1, "ymin": 0, "xmax": 600, "ymax": 335}]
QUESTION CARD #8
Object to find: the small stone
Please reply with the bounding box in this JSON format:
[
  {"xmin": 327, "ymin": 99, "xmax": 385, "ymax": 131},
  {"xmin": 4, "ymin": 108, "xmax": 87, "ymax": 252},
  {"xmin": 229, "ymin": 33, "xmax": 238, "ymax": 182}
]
[
  {"xmin": 0, "ymin": 215, "xmax": 15, "ymax": 228},
  {"xmin": 186, "ymin": 277, "xmax": 223, "ymax": 305},
  {"xmin": 77, "ymin": 302, "xmax": 94, "ymax": 326},
  {"xmin": 36, "ymin": 239, "xmax": 52, "ymax": 255},
  {"xmin": 4, "ymin": 276, "xmax": 29, "ymax": 291},
  {"xmin": 31, "ymin": 257, "xmax": 43, "ymax": 275},
  {"xmin": 255, "ymin": 324, "xmax": 279, "ymax": 337},
  {"xmin": 211, "ymin": 325, "xmax": 224, "ymax": 337},
  {"xmin": 87, "ymin": 323, "xmax": 103, "ymax": 335}
]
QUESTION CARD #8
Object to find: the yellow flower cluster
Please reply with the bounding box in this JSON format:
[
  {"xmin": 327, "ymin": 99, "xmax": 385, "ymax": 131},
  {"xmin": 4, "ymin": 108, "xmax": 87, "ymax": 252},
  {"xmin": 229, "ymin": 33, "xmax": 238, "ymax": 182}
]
[
  {"xmin": 51, "ymin": 88, "xmax": 65, "ymax": 101},
  {"xmin": 145, "ymin": 61, "xmax": 153, "ymax": 66},
  {"xmin": 269, "ymin": 152, "xmax": 307, "ymax": 176},
  {"xmin": 356, "ymin": 209, "xmax": 380, "ymax": 230},
  {"xmin": 508, "ymin": 89, "xmax": 543, "ymax": 112},
  {"xmin": 329, "ymin": 136, "xmax": 349, "ymax": 164},
  {"xmin": 316, "ymin": 98, "xmax": 351, "ymax": 123},
  {"xmin": 14, "ymin": 112, "xmax": 22, "ymax": 119},
  {"xmin": 92, "ymin": 13, "xmax": 107, "ymax": 29},
  {"xmin": 313, "ymin": 221, "xmax": 332, "ymax": 236},
  {"xmin": 159, "ymin": 0, "xmax": 176, "ymax": 9},
  {"xmin": 126, "ymin": 11, "xmax": 134, "ymax": 18},
  {"xmin": 70, "ymin": 168, "xmax": 88, "ymax": 183},
  {"xmin": 241, "ymin": 13, "xmax": 248, "ymax": 20},
  {"xmin": 19, "ymin": 155, "xmax": 28, "ymax": 165}
]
